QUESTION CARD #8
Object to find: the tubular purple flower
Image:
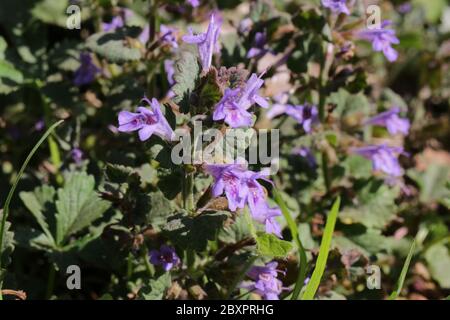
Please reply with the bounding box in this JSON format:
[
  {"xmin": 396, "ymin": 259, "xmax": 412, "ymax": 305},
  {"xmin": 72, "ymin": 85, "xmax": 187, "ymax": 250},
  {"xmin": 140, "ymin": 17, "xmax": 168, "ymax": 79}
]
[
  {"xmin": 182, "ymin": 14, "xmax": 221, "ymax": 71},
  {"xmin": 365, "ymin": 107, "xmax": 410, "ymax": 136},
  {"xmin": 353, "ymin": 144, "xmax": 404, "ymax": 177},
  {"xmin": 160, "ymin": 25, "xmax": 178, "ymax": 49},
  {"xmin": 244, "ymin": 262, "xmax": 284, "ymax": 300},
  {"xmin": 164, "ymin": 60, "xmax": 175, "ymax": 86},
  {"xmin": 204, "ymin": 162, "xmax": 249, "ymax": 211},
  {"xmin": 187, "ymin": 0, "xmax": 200, "ymax": 7},
  {"xmin": 322, "ymin": 0, "xmax": 350, "ymax": 15},
  {"xmin": 149, "ymin": 245, "xmax": 180, "ymax": 271},
  {"xmin": 117, "ymin": 97, "xmax": 175, "ymax": 142},
  {"xmin": 73, "ymin": 53, "xmax": 101, "ymax": 86},
  {"xmin": 267, "ymin": 103, "xmax": 318, "ymax": 133},
  {"xmin": 213, "ymin": 72, "xmax": 268, "ymax": 128},
  {"xmin": 213, "ymin": 88, "xmax": 254, "ymax": 128},
  {"xmin": 102, "ymin": 16, "xmax": 124, "ymax": 32},
  {"xmin": 357, "ymin": 20, "xmax": 400, "ymax": 62},
  {"xmin": 247, "ymin": 32, "xmax": 270, "ymax": 59}
]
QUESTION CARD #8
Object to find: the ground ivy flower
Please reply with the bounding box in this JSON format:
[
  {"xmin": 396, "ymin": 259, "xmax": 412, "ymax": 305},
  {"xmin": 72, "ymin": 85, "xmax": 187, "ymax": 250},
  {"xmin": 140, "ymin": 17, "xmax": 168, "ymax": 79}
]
[
  {"xmin": 160, "ymin": 25, "xmax": 178, "ymax": 49},
  {"xmin": 322, "ymin": 0, "xmax": 350, "ymax": 15},
  {"xmin": 204, "ymin": 162, "xmax": 249, "ymax": 211},
  {"xmin": 365, "ymin": 107, "xmax": 410, "ymax": 136},
  {"xmin": 353, "ymin": 145, "xmax": 404, "ymax": 177},
  {"xmin": 243, "ymin": 262, "xmax": 283, "ymax": 300},
  {"xmin": 70, "ymin": 148, "xmax": 83, "ymax": 164},
  {"xmin": 164, "ymin": 60, "xmax": 175, "ymax": 86},
  {"xmin": 251, "ymin": 202, "xmax": 283, "ymax": 238},
  {"xmin": 182, "ymin": 14, "xmax": 221, "ymax": 71},
  {"xmin": 117, "ymin": 97, "xmax": 175, "ymax": 142},
  {"xmin": 213, "ymin": 72, "xmax": 268, "ymax": 128},
  {"xmin": 213, "ymin": 88, "xmax": 254, "ymax": 128},
  {"xmin": 149, "ymin": 245, "xmax": 180, "ymax": 271},
  {"xmin": 357, "ymin": 20, "xmax": 400, "ymax": 62},
  {"xmin": 247, "ymin": 32, "xmax": 270, "ymax": 59},
  {"xmin": 102, "ymin": 8, "xmax": 132, "ymax": 32},
  {"xmin": 267, "ymin": 103, "xmax": 319, "ymax": 133},
  {"xmin": 187, "ymin": 0, "xmax": 200, "ymax": 7},
  {"xmin": 73, "ymin": 53, "xmax": 101, "ymax": 86}
]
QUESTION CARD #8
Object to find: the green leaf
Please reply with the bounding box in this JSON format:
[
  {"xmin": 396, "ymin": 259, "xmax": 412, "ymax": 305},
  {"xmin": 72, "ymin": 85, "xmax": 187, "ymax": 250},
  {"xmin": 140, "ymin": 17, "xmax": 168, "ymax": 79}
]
[
  {"xmin": 86, "ymin": 28, "xmax": 142, "ymax": 63},
  {"xmin": 0, "ymin": 215, "xmax": 14, "ymax": 283},
  {"xmin": 218, "ymin": 213, "xmax": 251, "ymax": 244},
  {"xmin": 273, "ymin": 187, "xmax": 307, "ymax": 299},
  {"xmin": 172, "ymin": 51, "xmax": 200, "ymax": 113},
  {"xmin": 302, "ymin": 197, "xmax": 340, "ymax": 300},
  {"xmin": 407, "ymin": 164, "xmax": 450, "ymax": 204},
  {"xmin": 413, "ymin": 0, "xmax": 447, "ymax": 23},
  {"xmin": 424, "ymin": 243, "xmax": 450, "ymax": 289},
  {"xmin": 55, "ymin": 172, "xmax": 111, "ymax": 245},
  {"xmin": 19, "ymin": 185, "xmax": 56, "ymax": 242},
  {"xmin": 390, "ymin": 240, "xmax": 416, "ymax": 300},
  {"xmin": 0, "ymin": 60, "xmax": 24, "ymax": 94},
  {"xmin": 31, "ymin": 0, "xmax": 69, "ymax": 27},
  {"xmin": 139, "ymin": 273, "xmax": 172, "ymax": 300},
  {"xmin": 255, "ymin": 232, "xmax": 293, "ymax": 258},
  {"xmin": 339, "ymin": 179, "xmax": 399, "ymax": 229},
  {"xmin": 163, "ymin": 211, "xmax": 229, "ymax": 251}
]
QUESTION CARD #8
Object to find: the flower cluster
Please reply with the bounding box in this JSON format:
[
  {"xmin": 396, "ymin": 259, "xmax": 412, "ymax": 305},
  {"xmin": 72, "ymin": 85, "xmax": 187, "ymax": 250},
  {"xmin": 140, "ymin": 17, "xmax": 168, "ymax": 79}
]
[
  {"xmin": 241, "ymin": 262, "xmax": 284, "ymax": 300},
  {"xmin": 213, "ymin": 72, "xmax": 268, "ymax": 128},
  {"xmin": 205, "ymin": 162, "xmax": 282, "ymax": 238}
]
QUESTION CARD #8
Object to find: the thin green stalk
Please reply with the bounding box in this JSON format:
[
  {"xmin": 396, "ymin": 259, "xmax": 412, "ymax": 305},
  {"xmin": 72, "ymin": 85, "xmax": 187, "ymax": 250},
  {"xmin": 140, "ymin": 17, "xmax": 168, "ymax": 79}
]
[
  {"xmin": 302, "ymin": 197, "xmax": 340, "ymax": 300},
  {"xmin": 45, "ymin": 264, "xmax": 56, "ymax": 299},
  {"xmin": 389, "ymin": 239, "xmax": 416, "ymax": 300},
  {"xmin": 0, "ymin": 120, "xmax": 64, "ymax": 299},
  {"xmin": 141, "ymin": 245, "xmax": 154, "ymax": 278},
  {"xmin": 273, "ymin": 188, "xmax": 308, "ymax": 300},
  {"xmin": 321, "ymin": 152, "xmax": 331, "ymax": 193}
]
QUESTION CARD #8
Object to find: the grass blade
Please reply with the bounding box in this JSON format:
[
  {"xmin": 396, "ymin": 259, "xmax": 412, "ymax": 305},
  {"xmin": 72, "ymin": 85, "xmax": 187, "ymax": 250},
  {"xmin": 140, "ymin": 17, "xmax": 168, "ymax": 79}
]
[
  {"xmin": 0, "ymin": 120, "xmax": 64, "ymax": 298},
  {"xmin": 273, "ymin": 187, "xmax": 308, "ymax": 300},
  {"xmin": 301, "ymin": 197, "xmax": 340, "ymax": 300},
  {"xmin": 389, "ymin": 239, "xmax": 416, "ymax": 300}
]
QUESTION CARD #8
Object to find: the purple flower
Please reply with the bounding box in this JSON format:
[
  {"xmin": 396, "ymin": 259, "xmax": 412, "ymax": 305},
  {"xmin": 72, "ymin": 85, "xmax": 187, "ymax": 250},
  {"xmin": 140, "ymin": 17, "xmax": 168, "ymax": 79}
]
[
  {"xmin": 164, "ymin": 60, "xmax": 175, "ymax": 86},
  {"xmin": 397, "ymin": 3, "xmax": 412, "ymax": 14},
  {"xmin": 182, "ymin": 14, "xmax": 221, "ymax": 71},
  {"xmin": 149, "ymin": 245, "xmax": 180, "ymax": 271},
  {"xmin": 213, "ymin": 88, "xmax": 254, "ymax": 128},
  {"xmin": 187, "ymin": 0, "xmax": 200, "ymax": 7},
  {"xmin": 70, "ymin": 148, "xmax": 83, "ymax": 164},
  {"xmin": 160, "ymin": 25, "xmax": 178, "ymax": 49},
  {"xmin": 244, "ymin": 262, "xmax": 283, "ymax": 300},
  {"xmin": 213, "ymin": 73, "xmax": 268, "ymax": 128},
  {"xmin": 293, "ymin": 147, "xmax": 317, "ymax": 168},
  {"xmin": 267, "ymin": 103, "xmax": 319, "ymax": 133},
  {"xmin": 204, "ymin": 162, "xmax": 249, "ymax": 211},
  {"xmin": 117, "ymin": 97, "xmax": 175, "ymax": 142},
  {"xmin": 357, "ymin": 20, "xmax": 400, "ymax": 62},
  {"xmin": 34, "ymin": 119, "xmax": 45, "ymax": 131},
  {"xmin": 365, "ymin": 107, "xmax": 410, "ymax": 136},
  {"xmin": 73, "ymin": 53, "xmax": 101, "ymax": 86},
  {"xmin": 102, "ymin": 8, "xmax": 132, "ymax": 32},
  {"xmin": 353, "ymin": 145, "xmax": 404, "ymax": 177},
  {"xmin": 239, "ymin": 73, "xmax": 269, "ymax": 109},
  {"xmin": 322, "ymin": 0, "xmax": 350, "ymax": 15},
  {"xmin": 247, "ymin": 32, "xmax": 270, "ymax": 59},
  {"xmin": 139, "ymin": 25, "xmax": 149, "ymax": 45}
]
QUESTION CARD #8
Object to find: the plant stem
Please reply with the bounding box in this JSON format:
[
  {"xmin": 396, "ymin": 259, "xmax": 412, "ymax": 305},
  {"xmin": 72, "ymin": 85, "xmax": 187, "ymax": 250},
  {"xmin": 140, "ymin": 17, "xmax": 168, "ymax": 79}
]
[
  {"xmin": 45, "ymin": 264, "xmax": 56, "ymax": 299},
  {"xmin": 321, "ymin": 152, "xmax": 331, "ymax": 193}
]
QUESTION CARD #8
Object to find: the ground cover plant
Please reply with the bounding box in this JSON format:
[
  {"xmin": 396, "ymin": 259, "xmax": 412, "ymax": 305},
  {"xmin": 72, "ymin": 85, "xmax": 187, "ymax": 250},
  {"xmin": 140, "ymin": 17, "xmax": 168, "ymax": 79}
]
[{"xmin": 0, "ymin": 0, "xmax": 449, "ymax": 300}]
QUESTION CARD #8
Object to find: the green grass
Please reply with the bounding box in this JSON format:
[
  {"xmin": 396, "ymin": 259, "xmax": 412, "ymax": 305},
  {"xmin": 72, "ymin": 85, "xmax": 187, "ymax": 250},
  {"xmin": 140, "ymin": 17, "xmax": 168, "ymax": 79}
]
[{"xmin": 301, "ymin": 197, "xmax": 341, "ymax": 300}]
